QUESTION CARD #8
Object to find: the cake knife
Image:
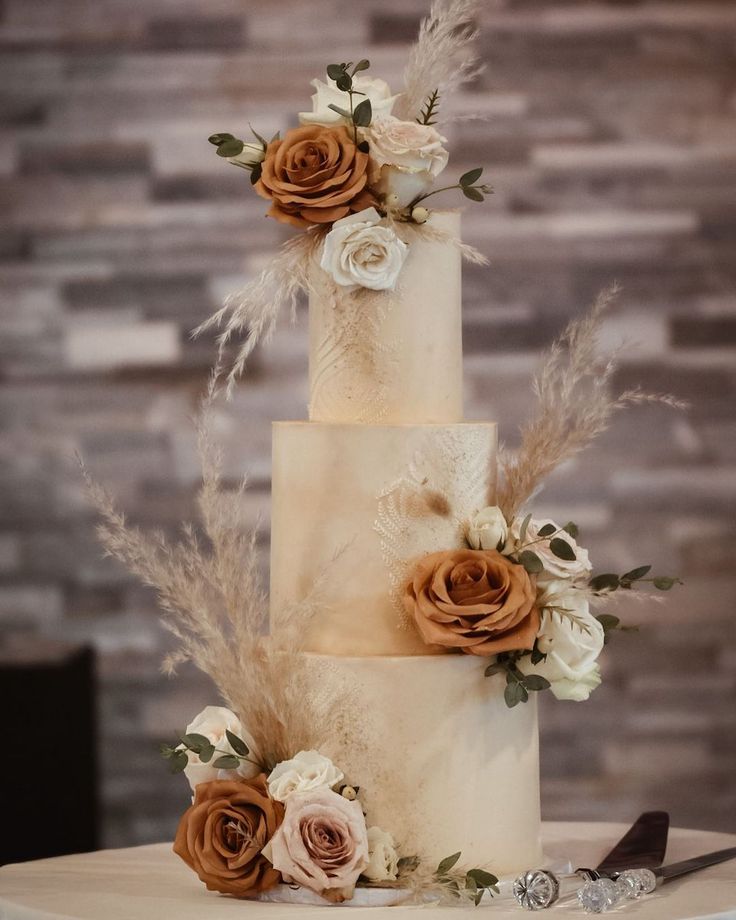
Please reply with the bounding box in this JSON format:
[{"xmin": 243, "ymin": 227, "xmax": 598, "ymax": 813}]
[
  {"xmin": 512, "ymin": 811, "xmax": 670, "ymax": 910},
  {"xmin": 577, "ymin": 845, "xmax": 736, "ymax": 913}
]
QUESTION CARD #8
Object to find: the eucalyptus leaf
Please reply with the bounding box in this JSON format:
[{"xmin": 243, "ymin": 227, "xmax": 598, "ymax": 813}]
[
  {"xmin": 504, "ymin": 682, "xmax": 528, "ymax": 708},
  {"xmin": 563, "ymin": 521, "xmax": 579, "ymax": 539},
  {"xmin": 397, "ymin": 855, "xmax": 420, "ymax": 874},
  {"xmin": 213, "ymin": 754, "xmax": 240, "ymax": 770},
  {"xmin": 336, "ymin": 73, "xmax": 352, "ymax": 91},
  {"xmin": 523, "ymin": 674, "xmax": 551, "ymax": 692},
  {"xmin": 459, "ymin": 167, "xmax": 483, "ymax": 187},
  {"xmin": 180, "ymin": 732, "xmax": 211, "ymax": 753},
  {"xmin": 538, "ymin": 523, "xmax": 557, "ymax": 537},
  {"xmin": 550, "ymin": 537, "xmax": 576, "ymax": 560},
  {"xmin": 462, "ymin": 186, "xmax": 484, "ymax": 202},
  {"xmin": 484, "ymin": 663, "xmax": 505, "ymax": 678},
  {"xmin": 530, "ymin": 646, "xmax": 547, "ymax": 665},
  {"xmin": 597, "ymin": 614, "xmax": 621, "ymax": 633},
  {"xmin": 198, "ymin": 743, "xmax": 215, "ymax": 763},
  {"xmin": 250, "ymin": 163, "xmax": 262, "ymax": 185},
  {"xmin": 590, "ymin": 573, "xmax": 620, "ymax": 592},
  {"xmin": 170, "ymin": 750, "xmax": 188, "ymax": 774},
  {"xmin": 621, "ymin": 565, "xmax": 651, "ymax": 583},
  {"xmin": 327, "ymin": 103, "xmax": 352, "ymax": 119},
  {"xmin": 466, "ymin": 869, "xmax": 499, "ymax": 889},
  {"xmin": 226, "ymin": 730, "xmax": 249, "ymax": 757},
  {"xmin": 436, "ymin": 852, "xmax": 462, "ymax": 876},
  {"xmin": 352, "ymin": 58, "xmax": 370, "ymax": 73},
  {"xmin": 518, "ymin": 512, "xmax": 532, "ymax": 544},
  {"xmin": 352, "ymin": 98, "xmax": 372, "ymax": 127},
  {"xmin": 327, "ymin": 64, "xmax": 346, "ymax": 80},
  {"xmin": 518, "ymin": 550, "xmax": 543, "ymax": 574},
  {"xmin": 216, "ymin": 139, "xmax": 244, "ymax": 158},
  {"xmin": 208, "ymin": 132, "xmax": 234, "ymax": 146},
  {"xmin": 159, "ymin": 743, "xmax": 175, "ymax": 758},
  {"xmin": 653, "ymin": 576, "xmax": 677, "ymax": 591}
]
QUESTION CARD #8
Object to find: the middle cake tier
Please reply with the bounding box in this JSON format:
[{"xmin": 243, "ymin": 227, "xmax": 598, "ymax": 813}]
[{"xmin": 270, "ymin": 421, "xmax": 497, "ymax": 656}]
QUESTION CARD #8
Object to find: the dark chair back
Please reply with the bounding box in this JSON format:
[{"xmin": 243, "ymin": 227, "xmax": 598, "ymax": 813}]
[{"xmin": 0, "ymin": 642, "xmax": 98, "ymax": 864}]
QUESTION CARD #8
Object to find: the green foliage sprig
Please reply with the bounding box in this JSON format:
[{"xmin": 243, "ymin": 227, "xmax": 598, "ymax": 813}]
[
  {"xmin": 433, "ymin": 852, "xmax": 499, "ymax": 906},
  {"xmin": 160, "ymin": 729, "xmax": 255, "ymax": 775},
  {"xmin": 207, "ymin": 126, "xmax": 275, "ymax": 185},
  {"xmin": 589, "ymin": 566, "xmax": 682, "ymax": 595},
  {"xmin": 326, "ymin": 60, "xmax": 372, "ymax": 150},
  {"xmin": 409, "ymin": 167, "xmax": 492, "ymax": 208},
  {"xmin": 514, "ymin": 514, "xmax": 580, "ymax": 576},
  {"xmin": 485, "ymin": 654, "xmax": 551, "ymax": 708},
  {"xmin": 417, "ymin": 88, "xmax": 440, "ymax": 125}
]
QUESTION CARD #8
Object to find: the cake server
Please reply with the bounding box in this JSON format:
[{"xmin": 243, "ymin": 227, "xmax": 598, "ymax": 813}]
[
  {"xmin": 577, "ymin": 844, "xmax": 736, "ymax": 913},
  {"xmin": 512, "ymin": 811, "xmax": 670, "ymax": 910}
]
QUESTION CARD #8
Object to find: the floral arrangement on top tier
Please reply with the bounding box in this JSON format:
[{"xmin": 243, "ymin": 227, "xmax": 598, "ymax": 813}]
[
  {"xmin": 196, "ymin": 1, "xmax": 490, "ymax": 392},
  {"xmin": 211, "ymin": 61, "xmax": 489, "ymax": 236}
]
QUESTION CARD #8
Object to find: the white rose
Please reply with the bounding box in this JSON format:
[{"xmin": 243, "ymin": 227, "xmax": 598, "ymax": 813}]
[
  {"xmin": 299, "ymin": 75, "xmax": 399, "ymax": 126},
  {"xmin": 507, "ymin": 516, "xmax": 592, "ymax": 584},
  {"xmin": 467, "ymin": 506, "xmax": 508, "ymax": 551},
  {"xmin": 363, "ymin": 826, "xmax": 400, "ymax": 882},
  {"xmin": 267, "ymin": 750, "xmax": 344, "ymax": 803},
  {"xmin": 364, "ymin": 116, "xmax": 449, "ymax": 207},
  {"xmin": 228, "ymin": 142, "xmax": 265, "ymax": 168},
  {"xmin": 180, "ymin": 705, "xmax": 259, "ymax": 791},
  {"xmin": 320, "ymin": 207, "xmax": 408, "ymax": 291},
  {"xmin": 518, "ymin": 581, "xmax": 604, "ymax": 701}
]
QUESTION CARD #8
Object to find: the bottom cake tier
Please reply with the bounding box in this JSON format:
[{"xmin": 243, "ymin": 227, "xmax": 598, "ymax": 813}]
[{"xmin": 303, "ymin": 651, "xmax": 542, "ymax": 875}]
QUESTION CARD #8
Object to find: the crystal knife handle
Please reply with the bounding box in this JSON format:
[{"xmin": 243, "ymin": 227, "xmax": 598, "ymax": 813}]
[
  {"xmin": 513, "ymin": 868, "xmax": 602, "ymax": 910},
  {"xmin": 577, "ymin": 868, "xmax": 659, "ymax": 913}
]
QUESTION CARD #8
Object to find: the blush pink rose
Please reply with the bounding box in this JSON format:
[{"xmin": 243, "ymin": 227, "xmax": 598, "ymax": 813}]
[{"xmin": 264, "ymin": 786, "xmax": 369, "ymax": 902}]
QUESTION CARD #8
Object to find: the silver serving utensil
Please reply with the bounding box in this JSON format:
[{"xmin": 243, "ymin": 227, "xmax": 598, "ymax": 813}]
[
  {"xmin": 512, "ymin": 812, "xmax": 670, "ymax": 911},
  {"xmin": 577, "ymin": 845, "xmax": 736, "ymax": 913}
]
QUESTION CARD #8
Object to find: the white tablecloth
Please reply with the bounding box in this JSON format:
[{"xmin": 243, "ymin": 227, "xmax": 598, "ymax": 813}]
[{"xmin": 1, "ymin": 823, "xmax": 735, "ymax": 920}]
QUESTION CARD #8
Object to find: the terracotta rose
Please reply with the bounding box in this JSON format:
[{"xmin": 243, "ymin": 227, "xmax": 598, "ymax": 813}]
[
  {"xmin": 173, "ymin": 775, "xmax": 284, "ymax": 897},
  {"xmin": 255, "ymin": 125, "xmax": 375, "ymax": 229},
  {"xmin": 404, "ymin": 548, "xmax": 539, "ymax": 656}
]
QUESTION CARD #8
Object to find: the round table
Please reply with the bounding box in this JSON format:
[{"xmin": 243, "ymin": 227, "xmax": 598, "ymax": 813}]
[{"xmin": 1, "ymin": 823, "xmax": 735, "ymax": 920}]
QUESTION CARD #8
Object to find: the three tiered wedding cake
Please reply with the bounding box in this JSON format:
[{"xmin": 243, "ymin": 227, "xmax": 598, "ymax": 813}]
[
  {"xmin": 270, "ymin": 212, "xmax": 542, "ymax": 872},
  {"xmin": 86, "ymin": 2, "xmax": 681, "ymax": 906}
]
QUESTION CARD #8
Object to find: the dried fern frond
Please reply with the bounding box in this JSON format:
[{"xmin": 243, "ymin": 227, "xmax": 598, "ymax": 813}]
[
  {"xmin": 81, "ymin": 375, "xmax": 343, "ymax": 769},
  {"xmin": 497, "ymin": 285, "xmax": 688, "ymax": 522},
  {"xmin": 396, "ymin": 0, "xmax": 485, "ymax": 122},
  {"xmin": 192, "ymin": 231, "xmax": 324, "ymax": 397}
]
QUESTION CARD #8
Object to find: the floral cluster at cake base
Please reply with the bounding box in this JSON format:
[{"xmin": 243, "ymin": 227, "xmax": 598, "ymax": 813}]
[{"xmin": 161, "ymin": 708, "xmax": 498, "ymax": 905}]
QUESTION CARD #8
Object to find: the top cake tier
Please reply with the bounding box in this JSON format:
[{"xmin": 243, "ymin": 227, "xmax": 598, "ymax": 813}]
[{"xmin": 308, "ymin": 211, "xmax": 462, "ymax": 424}]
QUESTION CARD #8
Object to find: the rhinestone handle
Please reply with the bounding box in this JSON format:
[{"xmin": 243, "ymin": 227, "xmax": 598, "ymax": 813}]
[
  {"xmin": 513, "ymin": 870, "xmax": 597, "ymax": 910},
  {"xmin": 577, "ymin": 868, "xmax": 658, "ymax": 913}
]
